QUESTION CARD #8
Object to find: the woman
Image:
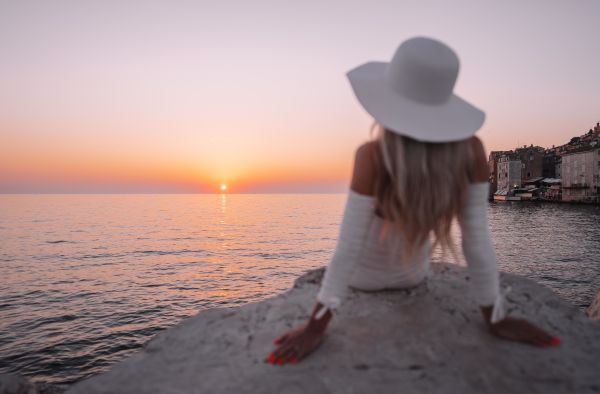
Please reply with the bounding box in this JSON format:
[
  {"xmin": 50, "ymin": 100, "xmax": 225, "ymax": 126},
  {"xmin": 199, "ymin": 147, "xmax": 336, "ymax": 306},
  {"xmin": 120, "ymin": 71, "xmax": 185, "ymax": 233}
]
[{"xmin": 265, "ymin": 37, "xmax": 560, "ymax": 366}]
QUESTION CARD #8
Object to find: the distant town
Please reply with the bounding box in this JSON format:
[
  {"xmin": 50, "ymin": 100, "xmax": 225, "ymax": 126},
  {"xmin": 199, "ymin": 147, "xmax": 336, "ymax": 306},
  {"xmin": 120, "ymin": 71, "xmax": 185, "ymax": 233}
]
[{"xmin": 488, "ymin": 122, "xmax": 600, "ymax": 204}]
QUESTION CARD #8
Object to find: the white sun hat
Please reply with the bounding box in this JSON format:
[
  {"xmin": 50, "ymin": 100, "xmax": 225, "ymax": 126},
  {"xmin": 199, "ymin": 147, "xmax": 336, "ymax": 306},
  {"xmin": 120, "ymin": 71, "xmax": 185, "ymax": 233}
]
[{"xmin": 347, "ymin": 36, "xmax": 485, "ymax": 142}]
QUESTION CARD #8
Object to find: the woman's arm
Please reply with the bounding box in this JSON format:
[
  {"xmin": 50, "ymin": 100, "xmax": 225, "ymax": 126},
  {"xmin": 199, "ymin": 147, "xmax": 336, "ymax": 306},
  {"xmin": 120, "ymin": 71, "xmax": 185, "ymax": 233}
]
[
  {"xmin": 266, "ymin": 142, "xmax": 377, "ymax": 365},
  {"xmin": 464, "ymin": 138, "xmax": 560, "ymax": 347}
]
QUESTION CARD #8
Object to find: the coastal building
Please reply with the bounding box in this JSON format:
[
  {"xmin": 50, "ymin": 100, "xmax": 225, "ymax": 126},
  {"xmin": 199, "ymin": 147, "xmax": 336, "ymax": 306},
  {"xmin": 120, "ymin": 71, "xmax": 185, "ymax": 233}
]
[
  {"xmin": 515, "ymin": 145, "xmax": 545, "ymax": 181},
  {"xmin": 542, "ymin": 149, "xmax": 558, "ymax": 178},
  {"xmin": 555, "ymin": 156, "xmax": 562, "ymax": 180},
  {"xmin": 555, "ymin": 122, "xmax": 600, "ymax": 156},
  {"xmin": 488, "ymin": 122, "xmax": 599, "ymax": 203},
  {"xmin": 523, "ymin": 177, "xmax": 544, "ymax": 188},
  {"xmin": 487, "ymin": 151, "xmax": 508, "ymax": 196},
  {"xmin": 561, "ymin": 146, "xmax": 600, "ymax": 202},
  {"xmin": 541, "ymin": 178, "xmax": 562, "ymax": 201},
  {"xmin": 497, "ymin": 153, "xmax": 522, "ymax": 192}
]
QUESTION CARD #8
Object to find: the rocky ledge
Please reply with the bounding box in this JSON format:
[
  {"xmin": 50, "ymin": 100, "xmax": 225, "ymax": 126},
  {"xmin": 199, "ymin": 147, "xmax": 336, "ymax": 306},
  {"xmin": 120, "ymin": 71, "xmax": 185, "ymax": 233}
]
[{"xmin": 9, "ymin": 263, "xmax": 600, "ymax": 394}]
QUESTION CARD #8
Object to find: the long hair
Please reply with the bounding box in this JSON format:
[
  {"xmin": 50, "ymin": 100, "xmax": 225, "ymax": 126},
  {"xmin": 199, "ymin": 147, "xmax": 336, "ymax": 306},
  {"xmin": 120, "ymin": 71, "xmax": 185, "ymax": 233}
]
[{"xmin": 369, "ymin": 122, "xmax": 474, "ymax": 265}]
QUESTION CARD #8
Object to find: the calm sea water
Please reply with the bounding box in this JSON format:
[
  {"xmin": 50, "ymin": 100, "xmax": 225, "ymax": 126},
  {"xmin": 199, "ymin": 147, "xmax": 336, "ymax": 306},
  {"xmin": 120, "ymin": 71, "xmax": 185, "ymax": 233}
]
[{"xmin": 1, "ymin": 194, "xmax": 599, "ymax": 385}]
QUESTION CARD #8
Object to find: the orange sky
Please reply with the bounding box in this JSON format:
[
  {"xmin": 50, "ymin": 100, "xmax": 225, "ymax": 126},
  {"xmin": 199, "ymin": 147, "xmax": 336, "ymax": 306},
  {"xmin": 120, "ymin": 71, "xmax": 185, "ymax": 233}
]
[{"xmin": 1, "ymin": 1, "xmax": 598, "ymax": 193}]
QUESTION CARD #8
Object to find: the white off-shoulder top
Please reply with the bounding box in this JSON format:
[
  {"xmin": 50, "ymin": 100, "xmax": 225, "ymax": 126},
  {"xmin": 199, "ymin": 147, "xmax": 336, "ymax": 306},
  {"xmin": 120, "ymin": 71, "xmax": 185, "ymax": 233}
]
[{"xmin": 316, "ymin": 182, "xmax": 508, "ymax": 323}]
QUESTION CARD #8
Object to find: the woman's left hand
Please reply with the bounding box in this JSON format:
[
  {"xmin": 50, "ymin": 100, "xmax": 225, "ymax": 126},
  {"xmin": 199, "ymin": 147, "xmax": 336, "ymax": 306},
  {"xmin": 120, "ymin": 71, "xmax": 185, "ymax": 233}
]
[{"xmin": 265, "ymin": 323, "xmax": 326, "ymax": 365}]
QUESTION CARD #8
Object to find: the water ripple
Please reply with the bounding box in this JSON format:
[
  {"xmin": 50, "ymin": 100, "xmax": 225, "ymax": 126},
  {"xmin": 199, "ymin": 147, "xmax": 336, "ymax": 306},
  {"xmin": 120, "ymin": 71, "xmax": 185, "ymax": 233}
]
[{"xmin": 0, "ymin": 194, "xmax": 598, "ymax": 386}]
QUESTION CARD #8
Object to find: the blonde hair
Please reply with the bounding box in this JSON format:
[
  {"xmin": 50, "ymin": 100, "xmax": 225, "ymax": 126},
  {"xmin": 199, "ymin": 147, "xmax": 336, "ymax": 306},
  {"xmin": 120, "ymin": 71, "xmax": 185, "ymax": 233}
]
[{"xmin": 369, "ymin": 122, "xmax": 474, "ymax": 265}]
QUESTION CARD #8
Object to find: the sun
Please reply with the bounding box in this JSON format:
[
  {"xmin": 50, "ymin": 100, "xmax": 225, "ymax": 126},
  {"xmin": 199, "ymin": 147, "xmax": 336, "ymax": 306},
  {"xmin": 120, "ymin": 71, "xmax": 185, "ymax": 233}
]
[{"xmin": 220, "ymin": 184, "xmax": 227, "ymax": 191}]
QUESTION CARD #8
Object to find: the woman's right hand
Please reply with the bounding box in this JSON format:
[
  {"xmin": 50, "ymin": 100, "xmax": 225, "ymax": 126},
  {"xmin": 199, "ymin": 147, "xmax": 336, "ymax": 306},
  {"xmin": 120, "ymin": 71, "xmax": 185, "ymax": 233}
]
[{"xmin": 480, "ymin": 306, "xmax": 560, "ymax": 347}]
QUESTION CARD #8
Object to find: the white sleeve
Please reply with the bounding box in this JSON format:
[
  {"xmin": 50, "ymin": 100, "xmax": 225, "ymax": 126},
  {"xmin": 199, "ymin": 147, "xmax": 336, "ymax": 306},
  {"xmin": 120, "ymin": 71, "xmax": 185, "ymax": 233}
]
[
  {"xmin": 316, "ymin": 189, "xmax": 375, "ymax": 316},
  {"xmin": 458, "ymin": 181, "xmax": 508, "ymax": 324}
]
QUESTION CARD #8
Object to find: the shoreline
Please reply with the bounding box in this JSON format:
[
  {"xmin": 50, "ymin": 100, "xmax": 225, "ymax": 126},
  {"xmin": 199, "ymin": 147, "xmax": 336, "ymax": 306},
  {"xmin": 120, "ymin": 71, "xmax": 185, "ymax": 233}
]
[{"xmin": 489, "ymin": 197, "xmax": 600, "ymax": 205}]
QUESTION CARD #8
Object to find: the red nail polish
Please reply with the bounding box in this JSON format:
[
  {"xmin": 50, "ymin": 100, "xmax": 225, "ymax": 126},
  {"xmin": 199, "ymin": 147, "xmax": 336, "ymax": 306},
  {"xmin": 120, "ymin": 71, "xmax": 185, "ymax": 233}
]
[
  {"xmin": 550, "ymin": 337, "xmax": 561, "ymax": 346},
  {"xmin": 268, "ymin": 354, "xmax": 275, "ymax": 363},
  {"xmin": 278, "ymin": 359, "xmax": 285, "ymax": 365}
]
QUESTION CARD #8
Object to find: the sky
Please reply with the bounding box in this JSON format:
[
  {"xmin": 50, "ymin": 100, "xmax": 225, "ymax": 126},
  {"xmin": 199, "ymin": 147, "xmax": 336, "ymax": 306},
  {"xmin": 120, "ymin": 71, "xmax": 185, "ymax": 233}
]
[{"xmin": 1, "ymin": 0, "xmax": 598, "ymax": 193}]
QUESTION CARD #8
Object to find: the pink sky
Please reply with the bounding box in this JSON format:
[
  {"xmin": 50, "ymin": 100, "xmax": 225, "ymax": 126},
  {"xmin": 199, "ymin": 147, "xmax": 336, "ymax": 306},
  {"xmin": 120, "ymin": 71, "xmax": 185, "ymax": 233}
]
[{"xmin": 1, "ymin": 0, "xmax": 598, "ymax": 193}]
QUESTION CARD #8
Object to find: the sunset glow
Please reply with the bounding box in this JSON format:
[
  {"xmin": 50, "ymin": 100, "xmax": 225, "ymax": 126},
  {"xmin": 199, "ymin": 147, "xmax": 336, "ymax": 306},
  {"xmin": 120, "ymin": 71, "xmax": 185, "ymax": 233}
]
[{"xmin": 0, "ymin": 1, "xmax": 598, "ymax": 193}]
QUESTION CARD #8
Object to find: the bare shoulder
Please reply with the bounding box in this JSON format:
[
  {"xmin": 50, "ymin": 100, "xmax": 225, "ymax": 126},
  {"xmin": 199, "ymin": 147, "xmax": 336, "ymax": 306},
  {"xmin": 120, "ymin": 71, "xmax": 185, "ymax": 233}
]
[
  {"xmin": 356, "ymin": 140, "xmax": 379, "ymax": 161},
  {"xmin": 350, "ymin": 140, "xmax": 378, "ymax": 196},
  {"xmin": 468, "ymin": 136, "xmax": 488, "ymax": 183}
]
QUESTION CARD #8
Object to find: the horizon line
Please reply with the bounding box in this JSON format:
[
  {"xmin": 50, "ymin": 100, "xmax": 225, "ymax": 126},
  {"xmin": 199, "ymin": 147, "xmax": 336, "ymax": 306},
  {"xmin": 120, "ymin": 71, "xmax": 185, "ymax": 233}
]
[{"xmin": 0, "ymin": 192, "xmax": 350, "ymax": 195}]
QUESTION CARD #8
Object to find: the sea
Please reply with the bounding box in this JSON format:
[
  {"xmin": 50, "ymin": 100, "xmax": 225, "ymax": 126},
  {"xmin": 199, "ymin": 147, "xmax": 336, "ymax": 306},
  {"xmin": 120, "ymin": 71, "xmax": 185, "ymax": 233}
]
[{"xmin": 1, "ymin": 194, "xmax": 599, "ymax": 386}]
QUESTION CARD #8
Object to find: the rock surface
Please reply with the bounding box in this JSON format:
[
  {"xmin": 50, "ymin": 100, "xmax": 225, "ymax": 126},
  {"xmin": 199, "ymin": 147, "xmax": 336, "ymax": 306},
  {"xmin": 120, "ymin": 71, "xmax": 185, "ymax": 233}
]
[
  {"xmin": 0, "ymin": 373, "xmax": 65, "ymax": 394},
  {"xmin": 587, "ymin": 289, "xmax": 600, "ymax": 321},
  {"xmin": 0, "ymin": 373, "xmax": 38, "ymax": 394},
  {"xmin": 66, "ymin": 263, "xmax": 600, "ymax": 394}
]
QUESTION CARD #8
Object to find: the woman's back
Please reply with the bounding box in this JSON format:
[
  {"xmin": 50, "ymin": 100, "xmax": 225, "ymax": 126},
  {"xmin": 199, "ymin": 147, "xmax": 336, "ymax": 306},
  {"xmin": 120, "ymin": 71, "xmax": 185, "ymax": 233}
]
[{"xmin": 330, "ymin": 134, "xmax": 488, "ymax": 292}]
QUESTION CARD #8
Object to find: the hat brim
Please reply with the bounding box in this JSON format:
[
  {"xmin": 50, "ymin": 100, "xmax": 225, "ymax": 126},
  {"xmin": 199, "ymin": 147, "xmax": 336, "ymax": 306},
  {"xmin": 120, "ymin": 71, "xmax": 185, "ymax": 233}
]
[{"xmin": 347, "ymin": 62, "xmax": 485, "ymax": 142}]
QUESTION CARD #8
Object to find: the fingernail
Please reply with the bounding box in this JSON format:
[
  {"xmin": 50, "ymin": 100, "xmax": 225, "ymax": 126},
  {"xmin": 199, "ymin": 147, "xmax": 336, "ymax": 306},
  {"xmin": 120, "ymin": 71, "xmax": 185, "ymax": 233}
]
[
  {"xmin": 278, "ymin": 359, "xmax": 285, "ymax": 365},
  {"xmin": 550, "ymin": 336, "xmax": 561, "ymax": 346},
  {"xmin": 268, "ymin": 354, "xmax": 275, "ymax": 363},
  {"xmin": 290, "ymin": 358, "xmax": 298, "ymax": 364}
]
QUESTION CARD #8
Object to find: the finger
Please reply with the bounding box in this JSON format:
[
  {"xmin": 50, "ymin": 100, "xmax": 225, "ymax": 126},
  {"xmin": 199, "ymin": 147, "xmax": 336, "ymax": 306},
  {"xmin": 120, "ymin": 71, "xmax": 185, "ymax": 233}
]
[
  {"xmin": 521, "ymin": 330, "xmax": 551, "ymax": 348},
  {"xmin": 268, "ymin": 348, "xmax": 289, "ymax": 364},
  {"xmin": 267, "ymin": 343, "xmax": 287, "ymax": 363},
  {"xmin": 536, "ymin": 330, "xmax": 558, "ymax": 347},
  {"xmin": 297, "ymin": 340, "xmax": 313, "ymax": 359},
  {"xmin": 281, "ymin": 345, "xmax": 299, "ymax": 363},
  {"xmin": 525, "ymin": 328, "xmax": 550, "ymax": 347},
  {"xmin": 541, "ymin": 331, "xmax": 557, "ymax": 345},
  {"xmin": 287, "ymin": 350, "xmax": 302, "ymax": 365},
  {"xmin": 264, "ymin": 352, "xmax": 276, "ymax": 364},
  {"xmin": 541, "ymin": 334, "xmax": 561, "ymax": 348},
  {"xmin": 274, "ymin": 333, "xmax": 289, "ymax": 345},
  {"xmin": 527, "ymin": 324, "xmax": 556, "ymax": 347},
  {"xmin": 271, "ymin": 346, "xmax": 284, "ymax": 360},
  {"xmin": 538, "ymin": 334, "xmax": 553, "ymax": 347},
  {"xmin": 530, "ymin": 336, "xmax": 547, "ymax": 347},
  {"xmin": 273, "ymin": 343, "xmax": 295, "ymax": 363},
  {"xmin": 274, "ymin": 339, "xmax": 296, "ymax": 355},
  {"xmin": 529, "ymin": 322, "xmax": 555, "ymax": 341}
]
